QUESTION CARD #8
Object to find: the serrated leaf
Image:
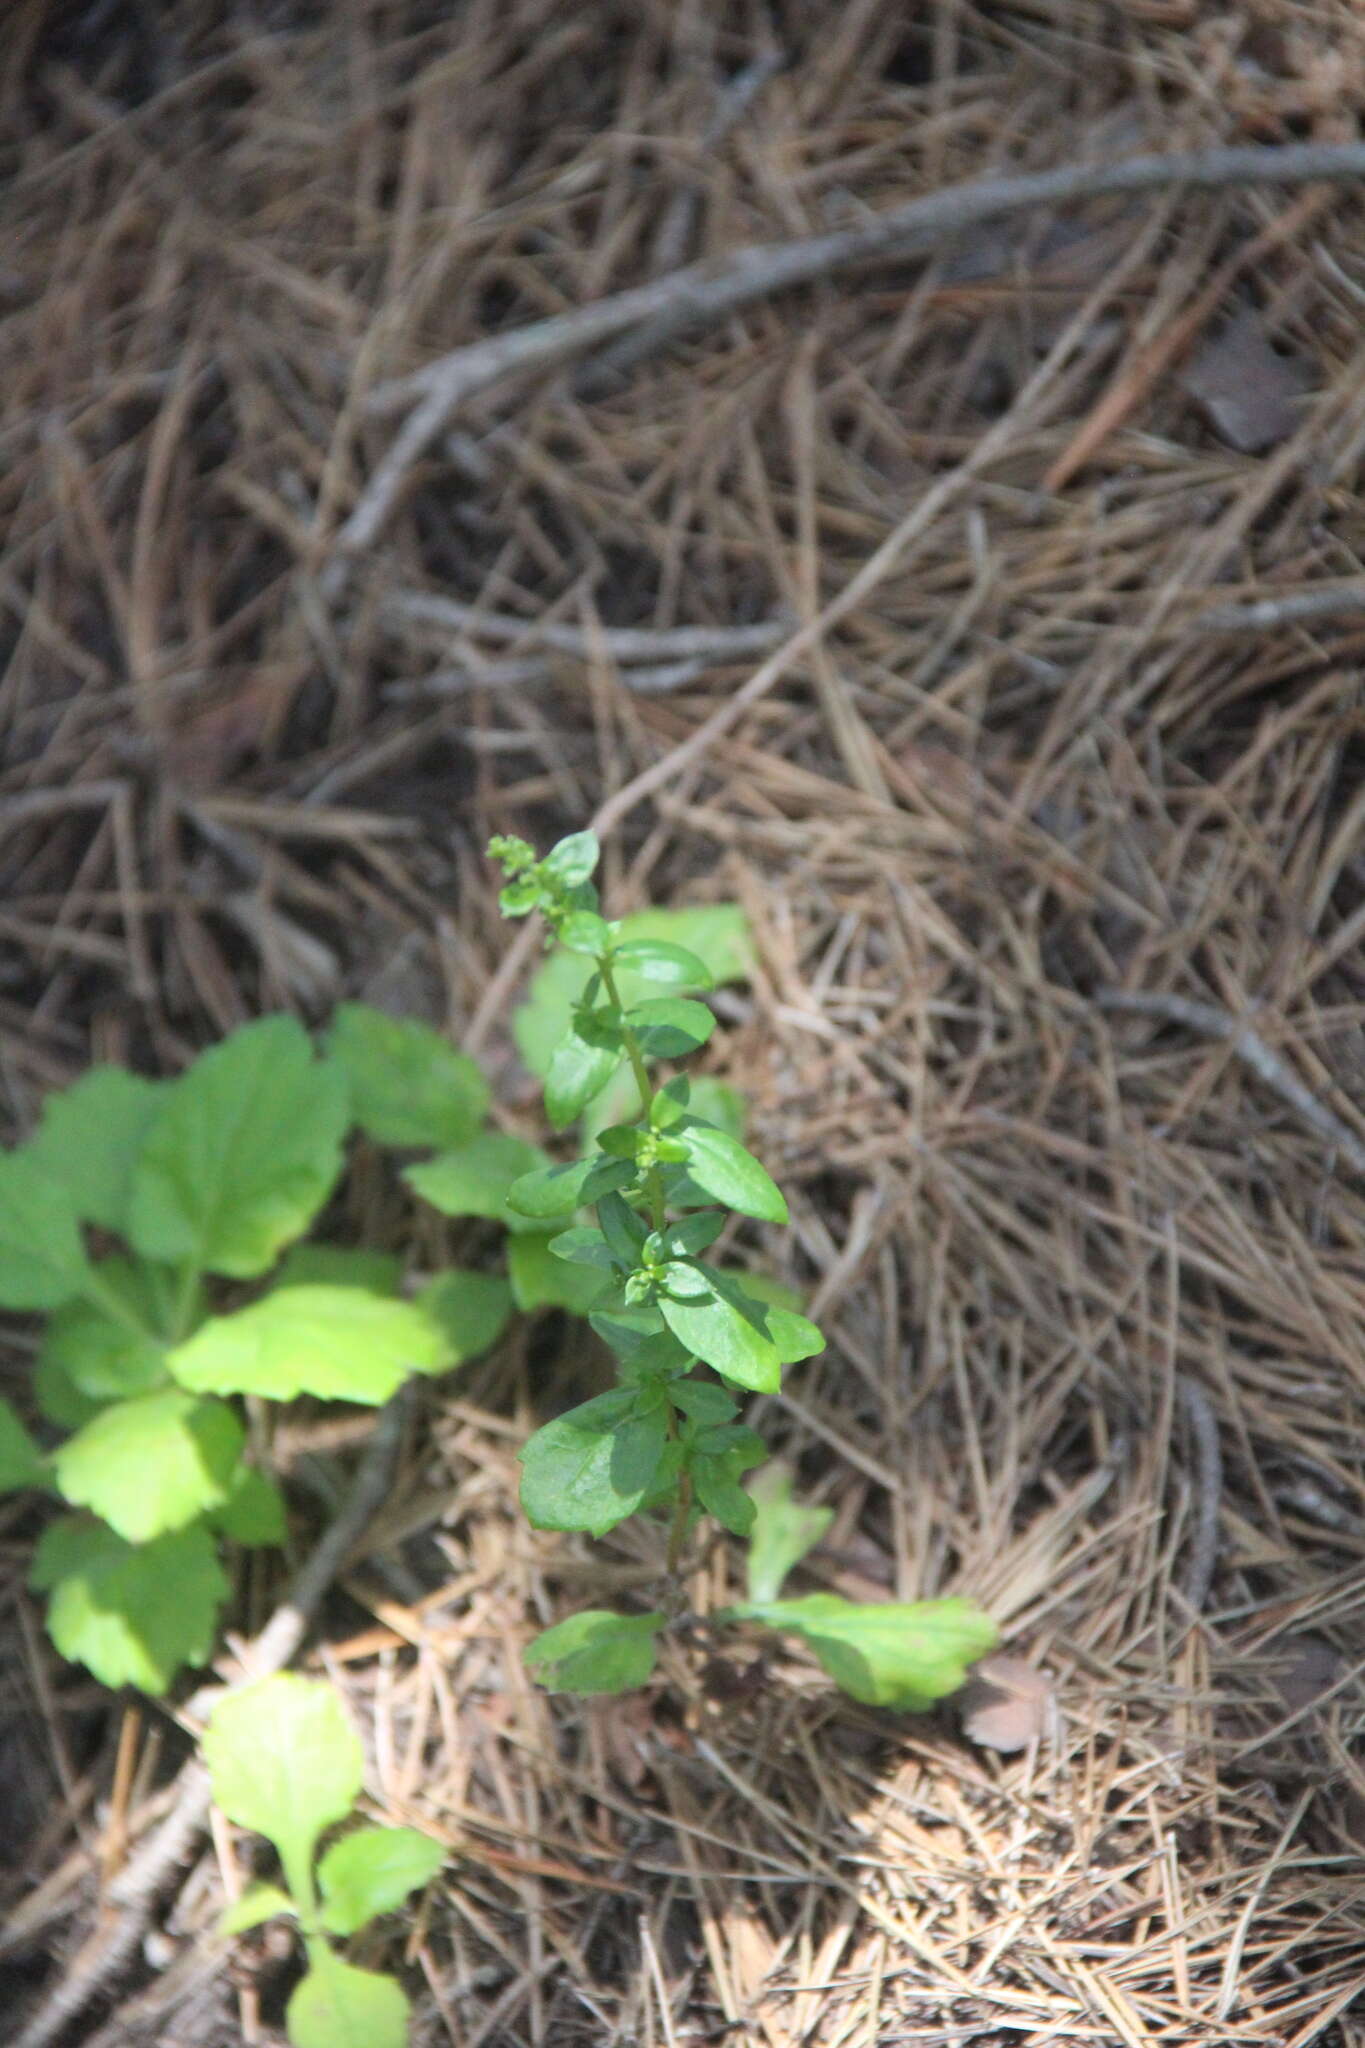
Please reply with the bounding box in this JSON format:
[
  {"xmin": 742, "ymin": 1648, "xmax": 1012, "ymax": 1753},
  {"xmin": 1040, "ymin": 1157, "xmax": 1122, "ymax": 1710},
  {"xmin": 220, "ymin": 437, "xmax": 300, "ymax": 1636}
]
[
  {"xmin": 53, "ymin": 1387, "xmax": 243, "ymax": 1542},
  {"xmin": 212, "ymin": 1463, "xmax": 287, "ymax": 1546},
  {"xmin": 733, "ymin": 1595, "xmax": 998, "ymax": 1710},
  {"xmin": 520, "ymin": 1389, "xmax": 668, "ymax": 1535},
  {"xmin": 24, "ymin": 1066, "xmax": 163, "ymax": 1235},
  {"xmin": 404, "ymin": 1132, "xmax": 548, "ymax": 1228},
  {"xmin": 287, "ymin": 1948, "xmax": 410, "ymax": 2048},
  {"xmin": 659, "ymin": 1265, "xmax": 822, "ymax": 1392},
  {"xmin": 220, "ymin": 1882, "xmax": 295, "ymax": 1936},
  {"xmin": 39, "ymin": 1258, "xmax": 169, "ymax": 1402},
  {"xmin": 0, "ymin": 1149, "xmax": 91, "ymax": 1310},
  {"xmin": 507, "ymin": 1232, "xmax": 613, "ymax": 1314},
  {"xmin": 745, "ymin": 1462, "xmax": 834, "ymax": 1604},
  {"xmin": 415, "ymin": 1269, "xmax": 511, "ymax": 1364},
  {"xmin": 540, "ymin": 831, "xmax": 600, "ymax": 887},
  {"xmin": 168, "ymin": 1286, "xmax": 451, "ymax": 1404},
  {"xmin": 205, "ymin": 1673, "xmax": 363, "ymax": 1900},
  {"xmin": 128, "ymin": 1017, "xmax": 348, "ymax": 1280},
  {"xmin": 274, "ymin": 1244, "xmax": 403, "ymax": 1294},
  {"xmin": 0, "ymin": 1398, "xmax": 46, "ymax": 1491},
  {"xmin": 626, "ymin": 998, "xmax": 716, "ymax": 1058},
  {"xmin": 326, "ymin": 1002, "xmax": 488, "ymax": 1149},
  {"xmin": 317, "ymin": 1825, "xmax": 445, "ymax": 1936},
  {"xmin": 523, "ymin": 1609, "xmax": 665, "ymax": 1695},
  {"xmin": 32, "ymin": 1516, "xmax": 228, "ymax": 1694},
  {"xmin": 545, "ymin": 1009, "xmax": 623, "ymax": 1129},
  {"xmin": 677, "ymin": 1124, "xmax": 786, "ymax": 1223}
]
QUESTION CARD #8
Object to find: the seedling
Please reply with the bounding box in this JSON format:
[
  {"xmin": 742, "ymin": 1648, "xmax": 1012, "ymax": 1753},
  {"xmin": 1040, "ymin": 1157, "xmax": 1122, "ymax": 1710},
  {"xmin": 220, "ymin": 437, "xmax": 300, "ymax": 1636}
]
[
  {"xmin": 205, "ymin": 1673, "xmax": 444, "ymax": 2048},
  {"xmin": 474, "ymin": 832, "xmax": 996, "ymax": 1703}
]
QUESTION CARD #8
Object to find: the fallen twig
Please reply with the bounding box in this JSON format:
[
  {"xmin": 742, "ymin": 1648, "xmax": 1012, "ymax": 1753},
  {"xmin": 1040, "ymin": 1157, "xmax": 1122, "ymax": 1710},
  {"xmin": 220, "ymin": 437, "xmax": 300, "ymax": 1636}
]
[
  {"xmin": 334, "ymin": 140, "xmax": 1365, "ymax": 563},
  {"xmin": 382, "ymin": 590, "xmax": 791, "ymax": 665},
  {"xmin": 1177, "ymin": 1377, "xmax": 1223, "ymax": 1620},
  {"xmin": 1189, "ymin": 581, "xmax": 1365, "ymax": 634},
  {"xmin": 14, "ymin": 1393, "xmax": 411, "ymax": 2048},
  {"xmin": 1097, "ymin": 988, "xmax": 1365, "ymax": 1178}
]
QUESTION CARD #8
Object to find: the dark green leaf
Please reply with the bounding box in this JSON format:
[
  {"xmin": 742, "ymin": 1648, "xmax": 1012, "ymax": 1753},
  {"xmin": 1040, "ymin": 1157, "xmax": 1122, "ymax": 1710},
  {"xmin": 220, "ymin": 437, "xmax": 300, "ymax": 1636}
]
[
  {"xmin": 668, "ymin": 1380, "xmax": 737, "ymax": 1427},
  {"xmin": 589, "ymin": 1308, "xmax": 694, "ymax": 1377},
  {"xmin": 24, "ymin": 1066, "xmax": 163, "ymax": 1235},
  {"xmin": 745, "ymin": 1462, "xmax": 834, "ymax": 1604},
  {"xmin": 677, "ymin": 1124, "xmax": 787, "ymax": 1223},
  {"xmin": 652, "ymin": 1211, "xmax": 725, "ymax": 1258},
  {"xmin": 612, "ymin": 939, "xmax": 713, "ymax": 989},
  {"xmin": 692, "ymin": 1452, "xmax": 757, "ymax": 1536},
  {"xmin": 0, "ymin": 1398, "xmax": 46, "ymax": 1492},
  {"xmin": 626, "ymin": 998, "xmax": 715, "ymax": 1058},
  {"xmin": 416, "ymin": 1269, "xmax": 512, "ymax": 1365},
  {"xmin": 730, "ymin": 1595, "xmax": 998, "ymax": 1710},
  {"xmin": 40, "ymin": 1258, "xmax": 169, "ymax": 1402},
  {"xmin": 547, "ymin": 1227, "xmax": 621, "ymax": 1270},
  {"xmin": 0, "ymin": 1149, "xmax": 91, "ymax": 1311},
  {"xmin": 212, "ymin": 1464, "xmax": 288, "ymax": 1546},
  {"xmin": 597, "ymin": 1192, "xmax": 649, "ymax": 1267},
  {"xmin": 523, "ymin": 1609, "xmax": 665, "ymax": 1695},
  {"xmin": 507, "ymin": 1232, "xmax": 614, "ymax": 1314},
  {"xmin": 273, "ymin": 1244, "xmax": 403, "ymax": 1295},
  {"xmin": 405, "ymin": 1132, "xmax": 548, "ymax": 1229},
  {"xmin": 326, "ymin": 1003, "xmax": 488, "ymax": 1149},
  {"xmin": 32, "ymin": 1516, "xmax": 228, "ymax": 1694},
  {"xmin": 519, "ymin": 1389, "xmax": 668, "ymax": 1535}
]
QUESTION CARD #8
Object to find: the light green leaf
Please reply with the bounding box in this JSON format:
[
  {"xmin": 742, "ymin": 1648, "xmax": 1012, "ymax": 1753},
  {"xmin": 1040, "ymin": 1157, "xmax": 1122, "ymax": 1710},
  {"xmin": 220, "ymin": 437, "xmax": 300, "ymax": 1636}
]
[
  {"xmin": 745, "ymin": 1462, "xmax": 834, "ymax": 1604},
  {"xmin": 32, "ymin": 1516, "xmax": 228, "ymax": 1694},
  {"xmin": 0, "ymin": 1398, "xmax": 46, "ymax": 1491},
  {"xmin": 287, "ymin": 1949, "xmax": 410, "ymax": 2048},
  {"xmin": 625, "ymin": 998, "xmax": 715, "ymax": 1058},
  {"xmin": 611, "ymin": 939, "xmax": 713, "ymax": 989},
  {"xmin": 53, "ymin": 1387, "xmax": 243, "ymax": 1542},
  {"xmin": 506, "ymin": 1155, "xmax": 633, "ymax": 1219},
  {"xmin": 677, "ymin": 1124, "xmax": 786, "ymax": 1223},
  {"xmin": 404, "ymin": 1132, "xmax": 548, "ymax": 1229},
  {"xmin": 540, "ymin": 831, "xmax": 600, "ymax": 887},
  {"xmin": 520, "ymin": 1388, "xmax": 668, "ymax": 1535},
  {"xmin": 205, "ymin": 1674, "xmax": 363, "ymax": 1900},
  {"xmin": 317, "ymin": 1825, "xmax": 445, "ymax": 1936},
  {"xmin": 326, "ymin": 1002, "xmax": 489, "ymax": 1150},
  {"xmin": 220, "ymin": 1883, "xmax": 295, "ymax": 1936},
  {"xmin": 40, "ymin": 1258, "xmax": 169, "ymax": 1403},
  {"xmin": 168, "ymin": 1286, "xmax": 451, "ymax": 1404},
  {"xmin": 559, "ymin": 910, "xmax": 611, "ymax": 956},
  {"xmin": 415, "ymin": 1269, "xmax": 512, "ymax": 1364},
  {"xmin": 274, "ymin": 1244, "xmax": 403, "ymax": 1295},
  {"xmin": 732, "ymin": 1595, "xmax": 998, "ymax": 1710},
  {"xmin": 523, "ymin": 1609, "xmax": 665, "ymax": 1695},
  {"xmin": 508, "ymin": 1232, "xmax": 613, "ymax": 1314},
  {"xmin": 128, "ymin": 1017, "xmax": 348, "ymax": 1279},
  {"xmin": 545, "ymin": 1008, "xmax": 623, "ymax": 1129},
  {"xmin": 24, "ymin": 1066, "xmax": 163, "ymax": 1235},
  {"xmin": 513, "ymin": 905, "xmax": 753, "ymax": 1077},
  {"xmin": 659, "ymin": 1265, "xmax": 822, "ymax": 1392},
  {"xmin": 0, "ymin": 1149, "xmax": 91, "ymax": 1310},
  {"xmin": 211, "ymin": 1464, "xmax": 288, "ymax": 1546}
]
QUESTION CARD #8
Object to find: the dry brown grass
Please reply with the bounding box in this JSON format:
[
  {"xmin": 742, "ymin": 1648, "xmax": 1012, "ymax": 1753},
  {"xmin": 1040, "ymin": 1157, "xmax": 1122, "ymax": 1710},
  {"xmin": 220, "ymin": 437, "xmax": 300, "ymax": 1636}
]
[{"xmin": 5, "ymin": 2, "xmax": 1365, "ymax": 2043}]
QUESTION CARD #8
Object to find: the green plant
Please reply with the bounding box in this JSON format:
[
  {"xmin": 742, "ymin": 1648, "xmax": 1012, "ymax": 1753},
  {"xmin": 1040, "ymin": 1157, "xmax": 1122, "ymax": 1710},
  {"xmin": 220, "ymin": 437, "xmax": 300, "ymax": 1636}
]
[
  {"xmin": 477, "ymin": 832, "xmax": 996, "ymax": 1703},
  {"xmin": 0, "ymin": 1011, "xmax": 511, "ymax": 1692},
  {"xmin": 205, "ymin": 1673, "xmax": 444, "ymax": 2048}
]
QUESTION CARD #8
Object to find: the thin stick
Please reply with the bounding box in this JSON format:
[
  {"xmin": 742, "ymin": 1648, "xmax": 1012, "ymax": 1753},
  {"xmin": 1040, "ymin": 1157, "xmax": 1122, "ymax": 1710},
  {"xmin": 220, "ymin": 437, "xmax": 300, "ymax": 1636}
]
[
  {"xmin": 1176, "ymin": 1377, "xmax": 1223, "ymax": 1620},
  {"xmin": 14, "ymin": 1393, "xmax": 411, "ymax": 2048},
  {"xmin": 335, "ymin": 140, "xmax": 1365, "ymax": 562},
  {"xmin": 1097, "ymin": 988, "xmax": 1365, "ymax": 1178},
  {"xmin": 1189, "ymin": 581, "xmax": 1365, "ymax": 634},
  {"xmin": 382, "ymin": 591, "xmax": 791, "ymax": 664}
]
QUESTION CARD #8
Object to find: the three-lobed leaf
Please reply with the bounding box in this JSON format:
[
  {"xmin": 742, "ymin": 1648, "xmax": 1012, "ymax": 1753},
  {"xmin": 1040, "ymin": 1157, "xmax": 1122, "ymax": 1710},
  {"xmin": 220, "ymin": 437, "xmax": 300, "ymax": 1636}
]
[
  {"xmin": 53, "ymin": 1387, "xmax": 243, "ymax": 1542},
  {"xmin": 168, "ymin": 1286, "xmax": 452, "ymax": 1404},
  {"xmin": 286, "ymin": 1949, "xmax": 410, "ymax": 2048},
  {"xmin": 205, "ymin": 1674, "xmax": 363, "ymax": 1900},
  {"xmin": 316, "ymin": 1825, "xmax": 445, "ymax": 1936},
  {"xmin": 31, "ymin": 1515, "xmax": 228, "ymax": 1693},
  {"xmin": 520, "ymin": 1388, "xmax": 668, "ymax": 1536},
  {"xmin": 731, "ymin": 1594, "xmax": 998, "ymax": 1710},
  {"xmin": 128, "ymin": 1016, "xmax": 348, "ymax": 1280},
  {"xmin": 523, "ymin": 1609, "xmax": 665, "ymax": 1694},
  {"xmin": 326, "ymin": 1002, "xmax": 489, "ymax": 1149}
]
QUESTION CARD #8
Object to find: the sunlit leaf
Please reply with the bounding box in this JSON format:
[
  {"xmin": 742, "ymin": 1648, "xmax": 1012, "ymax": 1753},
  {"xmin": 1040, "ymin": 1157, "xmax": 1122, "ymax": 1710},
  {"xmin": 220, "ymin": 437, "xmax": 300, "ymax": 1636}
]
[{"xmin": 523, "ymin": 1609, "xmax": 665, "ymax": 1695}]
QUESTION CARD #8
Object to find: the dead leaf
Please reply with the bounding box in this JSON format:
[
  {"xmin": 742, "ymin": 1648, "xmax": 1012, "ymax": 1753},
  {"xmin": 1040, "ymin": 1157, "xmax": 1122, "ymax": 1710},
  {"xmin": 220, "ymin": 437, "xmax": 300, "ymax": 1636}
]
[
  {"xmin": 959, "ymin": 1653, "xmax": 1054, "ymax": 1753},
  {"xmin": 1181, "ymin": 309, "xmax": 1313, "ymax": 453}
]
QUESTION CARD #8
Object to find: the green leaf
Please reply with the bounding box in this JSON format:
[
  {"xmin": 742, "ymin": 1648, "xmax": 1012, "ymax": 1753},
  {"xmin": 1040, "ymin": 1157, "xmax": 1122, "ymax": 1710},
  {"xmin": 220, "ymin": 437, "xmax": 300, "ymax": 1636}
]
[
  {"xmin": 559, "ymin": 910, "xmax": 612, "ymax": 956},
  {"xmin": 274, "ymin": 1245, "xmax": 403, "ymax": 1294},
  {"xmin": 128, "ymin": 1017, "xmax": 349, "ymax": 1280},
  {"xmin": 0, "ymin": 1398, "xmax": 46, "ymax": 1491},
  {"xmin": 205, "ymin": 1673, "xmax": 362, "ymax": 1901},
  {"xmin": 547, "ymin": 1226, "xmax": 620, "ymax": 1269},
  {"xmin": 220, "ymin": 1882, "xmax": 295, "ymax": 1937},
  {"xmin": 731, "ymin": 1595, "xmax": 998, "ymax": 1710},
  {"xmin": 626, "ymin": 998, "xmax": 716, "ymax": 1058},
  {"xmin": 545, "ymin": 1008, "xmax": 623, "ymax": 1129},
  {"xmin": 24, "ymin": 1066, "xmax": 163, "ymax": 1235},
  {"xmin": 53, "ymin": 1387, "xmax": 243, "ymax": 1542},
  {"xmin": 210, "ymin": 1464, "xmax": 287, "ymax": 1546},
  {"xmin": 508, "ymin": 1232, "xmax": 613, "ymax": 1314},
  {"xmin": 415, "ymin": 1269, "xmax": 512, "ymax": 1364},
  {"xmin": 659, "ymin": 1265, "xmax": 823, "ymax": 1392},
  {"xmin": 688, "ymin": 1078, "xmax": 744, "ymax": 1138},
  {"xmin": 523, "ymin": 1609, "xmax": 665, "ymax": 1695},
  {"xmin": 168, "ymin": 1286, "xmax": 451, "ymax": 1404},
  {"xmin": 33, "ymin": 1354, "xmax": 101, "ymax": 1430},
  {"xmin": 692, "ymin": 1451, "xmax": 758, "ymax": 1536},
  {"xmin": 513, "ymin": 905, "xmax": 752, "ymax": 1077},
  {"xmin": 39, "ymin": 1259, "xmax": 169, "ymax": 1403},
  {"xmin": 611, "ymin": 939, "xmax": 713, "ymax": 989},
  {"xmin": 32, "ymin": 1516, "xmax": 228, "ymax": 1694},
  {"xmin": 589, "ymin": 1308, "xmax": 694, "ymax": 1377},
  {"xmin": 506, "ymin": 1154, "xmax": 632, "ymax": 1219},
  {"xmin": 0, "ymin": 1149, "xmax": 91, "ymax": 1310},
  {"xmin": 669, "ymin": 1380, "xmax": 737, "ymax": 1426},
  {"xmin": 676, "ymin": 1124, "xmax": 787, "ymax": 1223},
  {"xmin": 404, "ymin": 1132, "xmax": 548, "ymax": 1229},
  {"xmin": 326, "ymin": 1001, "xmax": 489, "ymax": 1150},
  {"xmin": 519, "ymin": 1389, "xmax": 668, "ymax": 1535},
  {"xmin": 287, "ymin": 1949, "xmax": 410, "ymax": 2048},
  {"xmin": 597, "ymin": 1191, "xmax": 649, "ymax": 1267},
  {"xmin": 745, "ymin": 1462, "xmax": 834, "ymax": 1604},
  {"xmin": 540, "ymin": 831, "xmax": 600, "ymax": 888},
  {"xmin": 317, "ymin": 1825, "xmax": 445, "ymax": 1936},
  {"xmin": 651, "ymin": 1211, "xmax": 725, "ymax": 1258}
]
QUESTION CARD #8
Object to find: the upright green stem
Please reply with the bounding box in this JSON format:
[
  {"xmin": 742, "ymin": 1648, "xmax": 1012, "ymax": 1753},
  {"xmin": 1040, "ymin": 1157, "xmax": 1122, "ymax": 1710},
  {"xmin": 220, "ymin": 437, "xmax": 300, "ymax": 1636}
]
[{"xmin": 597, "ymin": 955, "xmax": 667, "ymax": 1232}]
